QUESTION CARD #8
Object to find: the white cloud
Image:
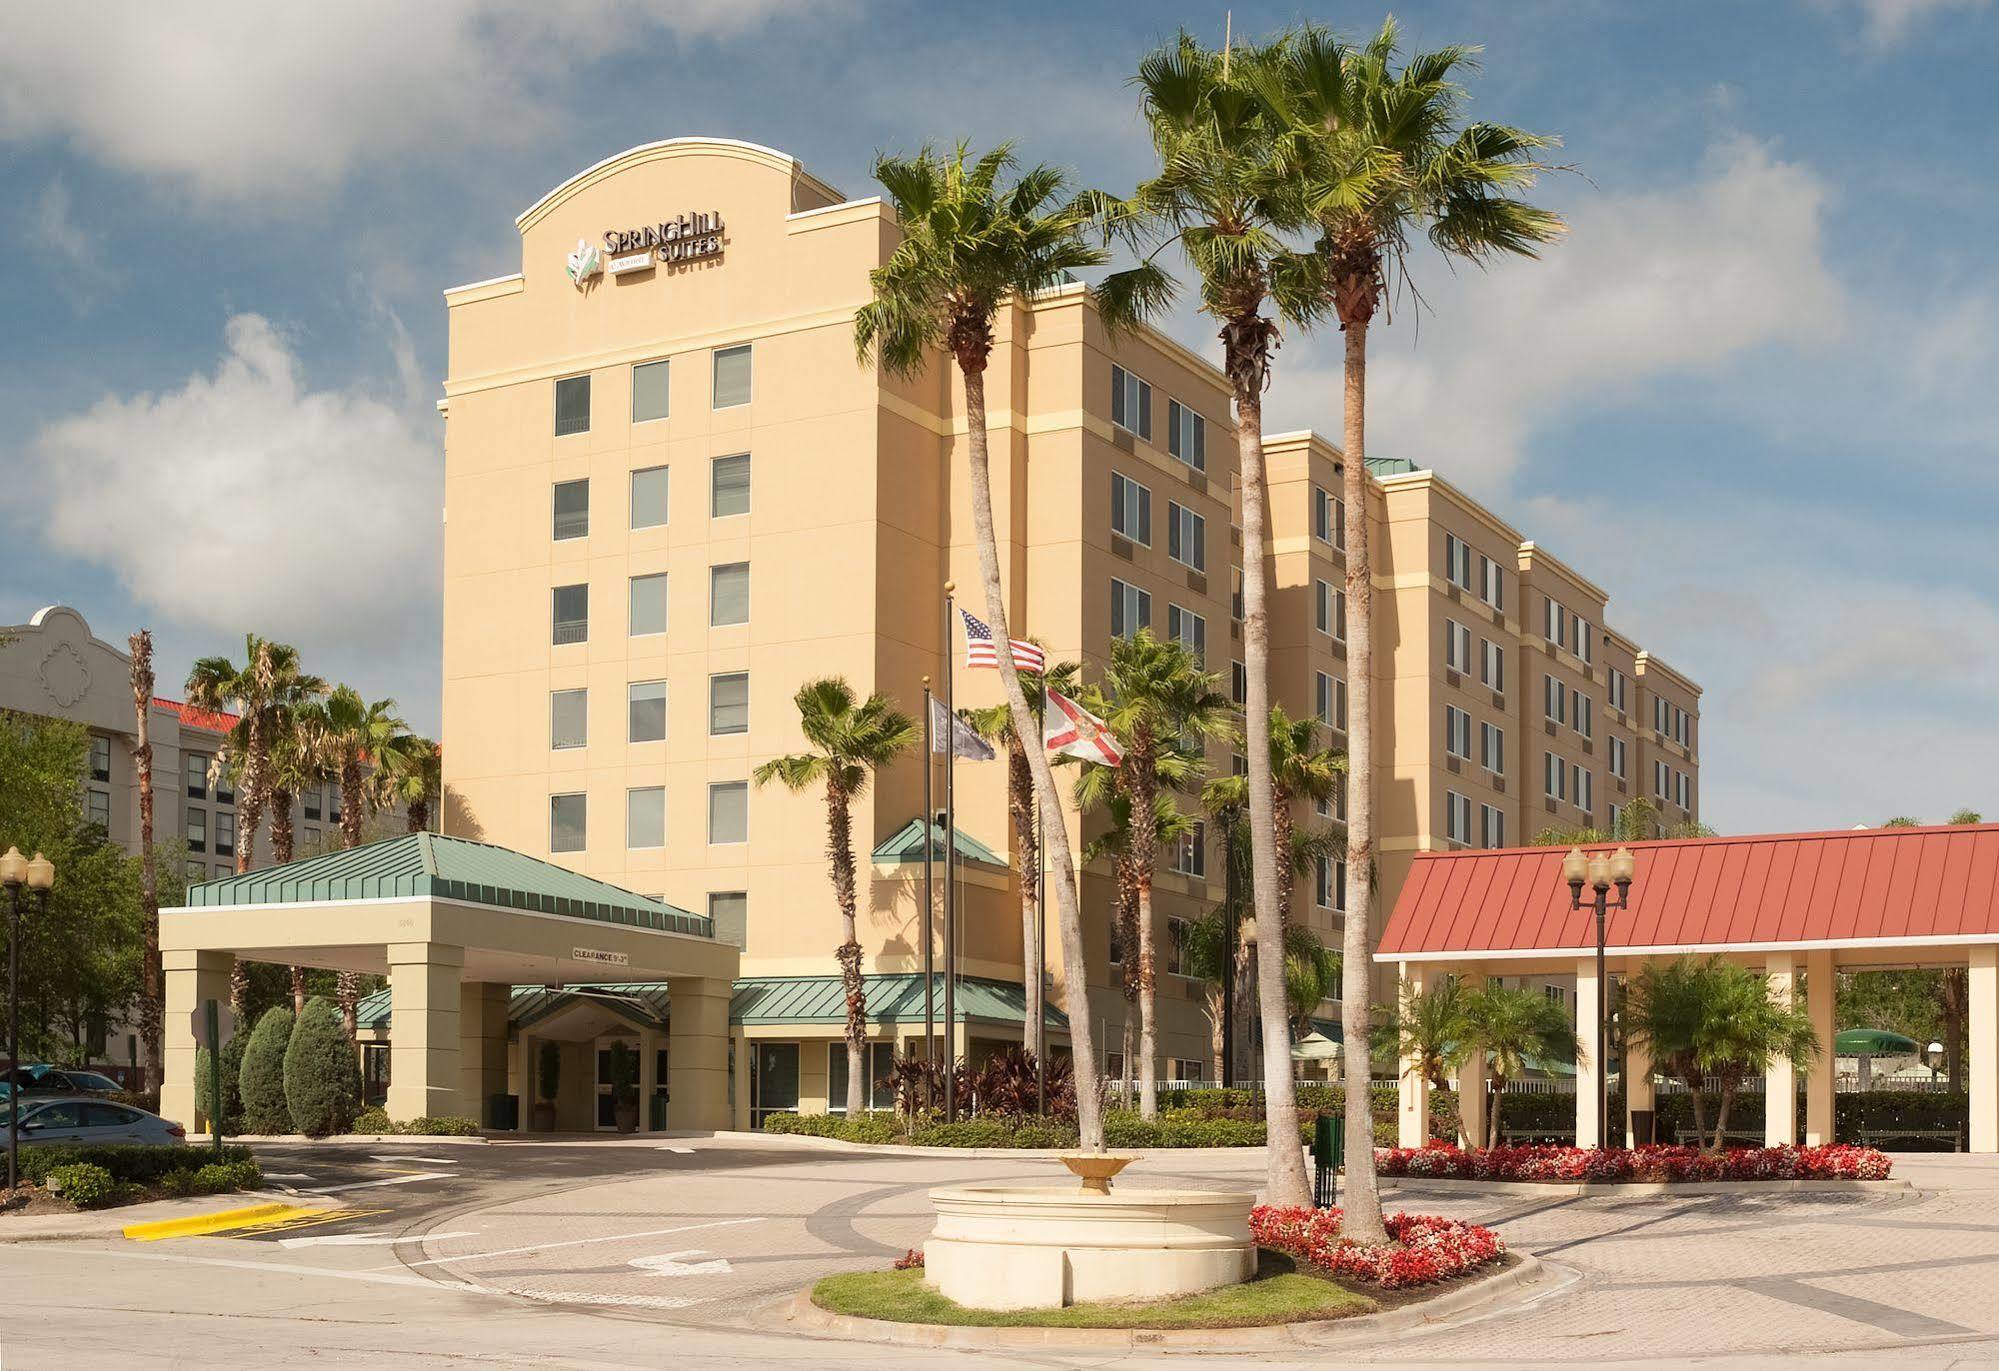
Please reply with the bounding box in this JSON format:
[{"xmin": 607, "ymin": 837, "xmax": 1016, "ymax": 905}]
[
  {"xmin": 20, "ymin": 179, "xmax": 110, "ymax": 310},
  {"xmin": 1823, "ymin": 0, "xmax": 1992, "ymax": 50},
  {"xmin": 21, "ymin": 314, "xmax": 439, "ymax": 657},
  {"xmin": 0, "ymin": 2, "xmax": 837, "ymax": 204},
  {"xmin": 1296, "ymin": 137, "xmax": 1846, "ymax": 486}
]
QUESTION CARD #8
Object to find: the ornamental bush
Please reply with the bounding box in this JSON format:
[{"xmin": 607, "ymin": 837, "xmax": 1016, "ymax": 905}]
[
  {"xmin": 1372, "ymin": 1141, "xmax": 1893, "ymax": 1183},
  {"xmin": 19, "ymin": 1144, "xmax": 256, "ymax": 1186},
  {"xmin": 283, "ymin": 998, "xmax": 363, "ymax": 1137},
  {"xmin": 906, "ymin": 1118, "xmax": 1011, "ymax": 1148},
  {"xmin": 352, "ymin": 1106, "xmax": 393, "ymax": 1135},
  {"xmin": 43, "ymin": 1162, "xmax": 119, "ymax": 1209},
  {"xmin": 194, "ymin": 1032, "xmax": 247, "ymax": 1133},
  {"xmin": 399, "ymin": 1115, "xmax": 480, "ymax": 1136},
  {"xmin": 237, "ymin": 1006, "xmax": 295, "ymax": 1134},
  {"xmin": 1253, "ymin": 1204, "xmax": 1506, "ymax": 1288}
]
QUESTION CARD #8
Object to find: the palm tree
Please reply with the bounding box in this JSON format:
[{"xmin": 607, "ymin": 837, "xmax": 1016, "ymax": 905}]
[
  {"xmin": 1098, "ymin": 30, "xmax": 1326, "ymax": 1206},
  {"xmin": 1456, "ymin": 982, "xmax": 1581, "ymax": 1148},
  {"xmin": 1534, "ymin": 796, "xmax": 1715, "ymax": 846},
  {"xmin": 1249, "ymin": 19, "xmax": 1563, "ymax": 1233},
  {"xmin": 1282, "ymin": 928, "xmax": 1341, "ymax": 1037},
  {"xmin": 1174, "ymin": 904, "xmax": 1238, "ymax": 1083},
  {"xmin": 1082, "ymin": 786, "xmax": 1196, "ymax": 1107},
  {"xmin": 266, "ymin": 713, "xmax": 332, "ymax": 1012},
  {"xmin": 1074, "ymin": 630, "xmax": 1233, "ymax": 1118},
  {"xmin": 128, "ymin": 629, "xmax": 163, "ymax": 1084},
  {"xmin": 855, "ymin": 142, "xmax": 1113, "ymax": 1147},
  {"xmin": 1262, "ymin": 706, "xmax": 1345, "ymax": 934},
  {"xmin": 186, "ymin": 637, "xmax": 326, "ymax": 1014},
  {"xmin": 754, "ymin": 679, "xmax": 917, "ymax": 1115},
  {"xmin": 1381, "ymin": 975, "xmax": 1466, "ymax": 1095},
  {"xmin": 964, "ymin": 658, "xmax": 1079, "ymax": 1050},
  {"xmin": 1625, "ymin": 955, "xmax": 1819, "ymax": 1151},
  {"xmin": 383, "ymin": 735, "xmax": 442, "ymax": 833},
  {"xmin": 307, "ymin": 686, "xmax": 408, "ymax": 1033}
]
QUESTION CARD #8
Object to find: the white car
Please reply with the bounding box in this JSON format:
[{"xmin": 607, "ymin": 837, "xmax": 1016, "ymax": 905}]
[{"xmin": 2, "ymin": 1095, "xmax": 188, "ymax": 1147}]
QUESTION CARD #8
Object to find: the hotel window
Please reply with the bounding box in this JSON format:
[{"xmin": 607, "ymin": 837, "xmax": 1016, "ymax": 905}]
[
  {"xmin": 1545, "ymin": 984, "xmax": 1567, "ymax": 1006},
  {"xmin": 187, "ymin": 807, "xmax": 207, "ymax": 853},
  {"xmin": 1573, "ymin": 690, "xmax": 1593, "ymax": 739},
  {"xmin": 552, "ymin": 478, "xmax": 589, "ymax": 541},
  {"xmin": 1111, "ymin": 364, "xmax": 1152, "ymax": 440},
  {"xmin": 550, "ymin": 793, "xmax": 586, "ymax": 853},
  {"xmin": 1111, "ymin": 578, "xmax": 1151, "ymax": 638},
  {"xmin": 1654, "ymin": 760, "xmax": 1670, "ymax": 799},
  {"xmin": 1574, "ymin": 765, "xmax": 1593, "ymax": 813},
  {"xmin": 1168, "ymin": 822, "xmax": 1206, "ymax": 878},
  {"xmin": 1166, "ymin": 399, "xmax": 1206, "ymax": 471},
  {"xmin": 630, "ymin": 465, "xmax": 669, "ymax": 529},
  {"xmin": 1607, "ymin": 667, "xmax": 1627, "ymax": 712},
  {"xmin": 214, "ymin": 768, "xmax": 233, "ymax": 805},
  {"xmin": 1317, "ymin": 581, "xmax": 1347, "ymax": 641},
  {"xmin": 1677, "ymin": 771, "xmax": 1692, "ymax": 809},
  {"xmin": 1543, "ymin": 674, "xmax": 1565, "ymax": 724},
  {"xmin": 1443, "ymin": 532, "xmax": 1473, "ymax": 590},
  {"xmin": 85, "ymin": 735, "xmax": 110, "ymax": 783},
  {"xmin": 1110, "ymin": 472, "xmax": 1151, "ymax": 544},
  {"xmin": 1481, "ymin": 722, "xmax": 1505, "ymax": 775},
  {"xmin": 328, "ymin": 787, "xmax": 341, "ymax": 824},
  {"xmin": 1608, "ymin": 802, "xmax": 1623, "ymax": 834},
  {"xmin": 552, "ymin": 583, "xmax": 589, "ymax": 645},
  {"xmin": 1231, "ymin": 566, "xmax": 1244, "ymax": 622},
  {"xmin": 707, "ymin": 781, "xmax": 749, "ymax": 845},
  {"xmin": 1445, "ymin": 705, "xmax": 1472, "ymax": 760},
  {"xmin": 1445, "ymin": 619, "xmax": 1471, "ymax": 671},
  {"xmin": 1332, "ymin": 772, "xmax": 1349, "ymax": 822},
  {"xmin": 1544, "ymin": 752, "xmax": 1567, "ymax": 801},
  {"xmin": 711, "ymin": 344, "xmax": 752, "ymax": 409},
  {"xmin": 1654, "ymin": 696, "xmax": 1667, "ymax": 733},
  {"xmin": 629, "ymin": 573, "xmax": 668, "ymax": 637},
  {"xmin": 828, "ymin": 1042, "xmax": 898, "ymax": 1114},
  {"xmin": 1167, "ymin": 502, "xmax": 1205, "ymax": 571},
  {"xmin": 1481, "ymin": 639, "xmax": 1505, "ymax": 692},
  {"xmin": 709, "ymin": 891, "xmax": 748, "ymax": 942},
  {"xmin": 1315, "ymin": 856, "xmax": 1332, "ymax": 908},
  {"xmin": 631, "ymin": 358, "xmax": 670, "ymax": 423},
  {"xmin": 628, "ymin": 680, "xmax": 666, "ymax": 743},
  {"xmin": 626, "ymin": 787, "xmax": 666, "ymax": 849},
  {"xmin": 215, "ymin": 812, "xmax": 235, "ymax": 858},
  {"xmin": 301, "ymin": 828, "xmax": 321, "ymax": 857},
  {"xmin": 711, "ymin": 453, "xmax": 751, "ymax": 518},
  {"xmin": 85, "ymin": 788, "xmax": 109, "ymax": 831},
  {"xmin": 1677, "ymin": 710, "xmax": 1692, "ymax": 748},
  {"xmin": 1234, "ymin": 753, "xmax": 1249, "ymax": 778},
  {"xmin": 1446, "ymin": 790, "xmax": 1473, "ymax": 844},
  {"xmin": 709, "ymin": 672, "xmax": 749, "ymax": 735},
  {"xmin": 553, "ymin": 374, "xmax": 591, "ymax": 436},
  {"xmin": 1231, "ymin": 659, "xmax": 1247, "ymax": 707},
  {"xmin": 1167, "ymin": 604, "xmax": 1206, "ymax": 662},
  {"xmin": 1544, "ymin": 596, "xmax": 1566, "ymax": 648},
  {"xmin": 550, "ymin": 688, "xmax": 587, "ymax": 750},
  {"xmin": 304, "ymin": 786, "xmax": 322, "ymax": 821},
  {"xmin": 1480, "ymin": 804, "xmax": 1506, "ymax": 849},
  {"xmin": 1313, "ymin": 486, "xmax": 1345, "ymax": 549},
  {"xmin": 1316, "ymin": 672, "xmax": 1347, "ymax": 731},
  {"xmin": 186, "ymin": 859, "xmax": 207, "ymax": 881},
  {"xmin": 710, "ymin": 562, "xmax": 750, "ymax": 627},
  {"xmin": 1574, "ymin": 615, "xmax": 1593, "ymax": 663},
  {"xmin": 1479, "ymin": 555, "xmax": 1504, "ymax": 610},
  {"xmin": 1609, "ymin": 735, "xmax": 1627, "ymax": 779},
  {"xmin": 185, "ymin": 753, "xmax": 209, "ymax": 799}
]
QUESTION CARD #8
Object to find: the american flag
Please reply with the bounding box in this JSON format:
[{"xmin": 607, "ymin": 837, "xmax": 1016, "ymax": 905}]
[{"xmin": 959, "ymin": 608, "xmax": 1046, "ymax": 673}]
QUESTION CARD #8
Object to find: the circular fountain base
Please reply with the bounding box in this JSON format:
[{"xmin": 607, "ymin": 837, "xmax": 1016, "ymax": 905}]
[{"xmin": 924, "ymin": 1184, "xmax": 1257, "ymax": 1311}]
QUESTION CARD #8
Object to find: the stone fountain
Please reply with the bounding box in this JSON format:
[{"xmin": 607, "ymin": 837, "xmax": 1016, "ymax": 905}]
[{"xmin": 923, "ymin": 1151, "xmax": 1256, "ymax": 1311}]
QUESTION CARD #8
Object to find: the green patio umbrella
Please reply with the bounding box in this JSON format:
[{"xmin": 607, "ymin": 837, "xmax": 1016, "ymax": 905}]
[{"xmin": 1834, "ymin": 1028, "xmax": 1920, "ymax": 1055}]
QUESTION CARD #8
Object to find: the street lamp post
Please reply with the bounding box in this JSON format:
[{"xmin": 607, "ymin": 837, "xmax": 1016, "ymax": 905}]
[
  {"xmin": 1564, "ymin": 844, "xmax": 1634, "ymax": 1152},
  {"xmin": 4, "ymin": 846, "xmax": 57, "ymax": 1194}
]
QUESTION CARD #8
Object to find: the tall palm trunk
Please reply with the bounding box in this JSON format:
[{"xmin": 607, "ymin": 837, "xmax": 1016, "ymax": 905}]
[
  {"xmin": 958, "ymin": 351, "xmax": 1101, "ymax": 1149},
  {"xmin": 1114, "ymin": 857, "xmax": 1140, "ymax": 1101},
  {"xmin": 270, "ymin": 786, "xmax": 305, "ymax": 1012},
  {"xmin": 1337, "ymin": 313, "xmax": 1388, "ymax": 1240},
  {"xmin": 1272, "ymin": 789, "xmax": 1295, "ymax": 934},
  {"xmin": 1206, "ymin": 985, "xmax": 1226, "ymax": 1084},
  {"xmin": 823, "ymin": 781, "xmax": 867, "ymax": 1117},
  {"xmin": 230, "ymin": 718, "xmax": 268, "ymax": 1018},
  {"xmin": 1007, "ymin": 742, "xmax": 1042, "ymax": 1051},
  {"xmin": 1130, "ymin": 741, "xmax": 1160, "ymax": 1120},
  {"xmin": 129, "ymin": 631, "xmax": 163, "ymax": 1086},
  {"xmin": 336, "ymin": 758, "xmax": 368, "ymax": 1035},
  {"xmin": 1487, "ymin": 1079, "xmax": 1506, "ymax": 1149},
  {"xmin": 1227, "ymin": 317, "xmax": 1311, "ymax": 1207}
]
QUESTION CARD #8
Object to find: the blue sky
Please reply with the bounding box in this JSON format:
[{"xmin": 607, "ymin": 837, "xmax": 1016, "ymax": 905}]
[{"xmin": 2, "ymin": 0, "xmax": 1994, "ymax": 834}]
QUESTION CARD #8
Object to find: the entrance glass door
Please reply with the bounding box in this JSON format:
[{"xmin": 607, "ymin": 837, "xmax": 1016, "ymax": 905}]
[
  {"xmin": 752, "ymin": 1042, "xmax": 799, "ymax": 1126},
  {"xmin": 595, "ymin": 1036, "xmax": 636, "ymax": 1130}
]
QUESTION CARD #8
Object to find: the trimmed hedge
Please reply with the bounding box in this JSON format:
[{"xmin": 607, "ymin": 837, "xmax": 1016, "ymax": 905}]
[
  {"xmin": 283, "ymin": 998, "xmax": 363, "ymax": 1136},
  {"xmin": 194, "ymin": 1032, "xmax": 247, "ymax": 1133},
  {"xmin": 399, "ymin": 1115, "xmax": 480, "ymax": 1136},
  {"xmin": 238, "ymin": 1006, "xmax": 294, "ymax": 1134},
  {"xmin": 20, "ymin": 1143, "xmax": 256, "ymax": 1187},
  {"xmin": 44, "ymin": 1163, "xmax": 121, "ymax": 1208},
  {"xmin": 352, "ymin": 1106, "xmax": 393, "ymax": 1135}
]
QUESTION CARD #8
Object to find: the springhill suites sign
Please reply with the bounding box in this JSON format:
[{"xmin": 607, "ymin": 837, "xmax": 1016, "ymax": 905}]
[{"xmin": 604, "ymin": 210, "xmax": 725, "ymax": 264}]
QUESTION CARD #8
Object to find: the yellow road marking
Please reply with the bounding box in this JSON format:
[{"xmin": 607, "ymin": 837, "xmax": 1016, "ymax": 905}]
[{"xmin": 123, "ymin": 1202, "xmax": 328, "ymax": 1242}]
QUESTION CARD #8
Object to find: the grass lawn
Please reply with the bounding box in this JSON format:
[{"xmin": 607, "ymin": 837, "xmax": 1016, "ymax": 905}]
[{"xmin": 811, "ymin": 1261, "xmax": 1375, "ymax": 1329}]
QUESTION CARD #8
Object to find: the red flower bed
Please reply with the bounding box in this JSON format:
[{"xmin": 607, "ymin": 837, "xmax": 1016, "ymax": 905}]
[
  {"xmin": 1373, "ymin": 1141, "xmax": 1893, "ymax": 1183},
  {"xmin": 1250, "ymin": 1205, "xmax": 1505, "ymax": 1288}
]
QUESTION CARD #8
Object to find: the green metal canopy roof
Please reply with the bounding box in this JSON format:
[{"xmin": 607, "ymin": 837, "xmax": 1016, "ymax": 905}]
[
  {"xmin": 179, "ymin": 832, "xmax": 712, "ymax": 938},
  {"xmin": 732, "ymin": 974, "xmax": 1067, "ymax": 1028},
  {"xmin": 1835, "ymin": 1027, "xmax": 1921, "ymax": 1055},
  {"xmin": 355, "ymin": 981, "xmax": 672, "ymax": 1034},
  {"xmin": 872, "ymin": 819, "xmax": 1006, "ymax": 868}
]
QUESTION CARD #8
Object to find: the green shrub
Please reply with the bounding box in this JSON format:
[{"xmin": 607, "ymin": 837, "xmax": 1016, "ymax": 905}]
[
  {"xmin": 283, "ymin": 998, "xmax": 363, "ymax": 1137},
  {"xmin": 400, "ymin": 1115, "xmax": 480, "ymax": 1136},
  {"xmin": 19, "ymin": 1144, "xmax": 255, "ymax": 1187},
  {"xmin": 1011, "ymin": 1120, "xmax": 1081, "ymax": 1149},
  {"xmin": 907, "ymin": 1119, "xmax": 1011, "ymax": 1148},
  {"xmin": 193, "ymin": 1033, "xmax": 246, "ymax": 1132},
  {"xmin": 158, "ymin": 1168, "xmax": 199, "ymax": 1198},
  {"xmin": 835, "ymin": 1114, "xmax": 899, "ymax": 1144},
  {"xmin": 1102, "ymin": 1113, "xmax": 1162, "ymax": 1148},
  {"xmin": 352, "ymin": 1106, "xmax": 393, "ymax": 1135},
  {"xmin": 238, "ymin": 1006, "xmax": 295, "ymax": 1134},
  {"xmin": 1161, "ymin": 1116, "xmax": 1265, "ymax": 1147},
  {"xmin": 44, "ymin": 1162, "xmax": 117, "ymax": 1208}
]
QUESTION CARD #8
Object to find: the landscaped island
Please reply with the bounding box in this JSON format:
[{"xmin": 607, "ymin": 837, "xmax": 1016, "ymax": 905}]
[{"xmin": 1376, "ymin": 1142, "xmax": 1893, "ymax": 1183}]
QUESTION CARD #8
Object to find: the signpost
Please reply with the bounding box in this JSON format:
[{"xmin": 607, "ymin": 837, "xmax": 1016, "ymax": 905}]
[{"xmin": 192, "ymin": 999, "xmax": 234, "ymax": 1156}]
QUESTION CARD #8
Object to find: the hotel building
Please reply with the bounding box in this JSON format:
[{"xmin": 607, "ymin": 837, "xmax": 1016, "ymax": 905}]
[{"xmin": 438, "ymin": 138, "xmax": 1700, "ymax": 1122}]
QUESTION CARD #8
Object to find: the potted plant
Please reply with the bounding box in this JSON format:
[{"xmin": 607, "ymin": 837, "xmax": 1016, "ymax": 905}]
[
  {"xmin": 608, "ymin": 1041, "xmax": 640, "ymax": 1134},
  {"xmin": 533, "ymin": 1041, "xmax": 560, "ymax": 1132}
]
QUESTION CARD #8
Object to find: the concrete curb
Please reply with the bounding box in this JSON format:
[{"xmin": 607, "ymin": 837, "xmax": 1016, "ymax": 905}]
[
  {"xmin": 751, "ymin": 1134, "xmax": 1294, "ymax": 1163},
  {"xmin": 227, "ymin": 1133, "xmax": 493, "ymax": 1146},
  {"xmin": 777, "ymin": 1252, "xmax": 1550, "ymax": 1351},
  {"xmin": 1382, "ymin": 1175, "xmax": 1913, "ymax": 1199},
  {"xmin": 0, "ymin": 1188, "xmax": 304, "ymax": 1243}
]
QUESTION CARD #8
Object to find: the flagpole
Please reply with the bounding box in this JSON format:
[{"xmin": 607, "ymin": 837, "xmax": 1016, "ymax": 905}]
[
  {"xmin": 921, "ymin": 676, "xmax": 936, "ymax": 1114},
  {"xmin": 943, "ymin": 581, "xmax": 958, "ymax": 1124},
  {"xmin": 1034, "ymin": 798, "xmax": 1047, "ymax": 1116}
]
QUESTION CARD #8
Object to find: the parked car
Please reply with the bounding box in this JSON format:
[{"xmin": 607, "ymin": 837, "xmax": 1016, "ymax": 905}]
[
  {"xmin": 0, "ymin": 1065, "xmax": 125, "ymax": 1100},
  {"xmin": 0, "ymin": 1095, "xmax": 187, "ymax": 1147}
]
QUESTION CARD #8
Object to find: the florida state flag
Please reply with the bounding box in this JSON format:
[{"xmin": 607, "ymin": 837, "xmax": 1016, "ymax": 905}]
[{"xmin": 1043, "ymin": 688, "xmax": 1123, "ymax": 767}]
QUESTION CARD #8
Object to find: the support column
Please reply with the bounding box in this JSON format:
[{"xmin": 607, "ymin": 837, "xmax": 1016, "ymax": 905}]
[
  {"xmin": 1766, "ymin": 955, "xmax": 1800, "ymax": 1146},
  {"xmin": 1805, "ymin": 950, "xmax": 1836, "ymax": 1146},
  {"xmin": 1625, "ymin": 1025, "xmax": 1655, "ymax": 1148},
  {"xmin": 387, "ymin": 943, "xmax": 464, "ymax": 1123},
  {"xmin": 1397, "ymin": 963, "xmax": 1430, "ymax": 1148},
  {"xmin": 458, "ymin": 981, "xmax": 509, "ymax": 1129},
  {"xmin": 638, "ymin": 1027, "xmax": 661, "ymax": 1132},
  {"xmin": 1457, "ymin": 970, "xmax": 1488, "ymax": 1149},
  {"xmin": 1972, "ymin": 946, "xmax": 1998, "ymax": 1155},
  {"xmin": 160, "ymin": 949, "xmax": 233, "ymax": 1131},
  {"xmin": 1575, "ymin": 958, "xmax": 1602, "ymax": 1148},
  {"xmin": 669, "ymin": 978, "xmax": 733, "ymax": 1131}
]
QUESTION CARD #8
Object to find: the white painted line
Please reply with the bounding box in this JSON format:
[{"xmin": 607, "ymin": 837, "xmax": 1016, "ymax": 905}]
[
  {"xmin": 51, "ymin": 1246, "xmax": 488, "ymax": 1296},
  {"xmin": 369, "ymin": 1155, "xmax": 460, "ymax": 1165},
  {"xmin": 656, "ymin": 1145, "xmax": 695, "ymax": 1153},
  {"xmin": 279, "ymin": 1230, "xmax": 479, "ymax": 1250},
  {"xmin": 394, "ymin": 1216, "xmax": 764, "ymax": 1269},
  {"xmin": 509, "ymin": 1287, "xmax": 706, "ymax": 1310},
  {"xmin": 630, "ymin": 1248, "xmax": 731, "ymax": 1277},
  {"xmin": 308, "ymin": 1171, "xmax": 453, "ymax": 1194},
  {"xmin": 262, "ymin": 1172, "xmax": 315, "ymax": 1182}
]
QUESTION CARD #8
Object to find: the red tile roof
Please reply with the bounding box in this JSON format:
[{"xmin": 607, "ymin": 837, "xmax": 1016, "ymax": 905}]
[
  {"xmin": 1377, "ymin": 824, "xmax": 1999, "ymax": 959},
  {"xmin": 153, "ymin": 696, "xmax": 239, "ymax": 734}
]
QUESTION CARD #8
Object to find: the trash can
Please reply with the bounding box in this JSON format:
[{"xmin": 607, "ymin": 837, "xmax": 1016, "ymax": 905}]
[
  {"xmin": 489, "ymin": 1093, "xmax": 519, "ymax": 1131},
  {"xmin": 649, "ymin": 1094, "xmax": 668, "ymax": 1132},
  {"xmin": 1629, "ymin": 1108, "xmax": 1655, "ymax": 1147},
  {"xmin": 1312, "ymin": 1113, "xmax": 1346, "ymax": 1207}
]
